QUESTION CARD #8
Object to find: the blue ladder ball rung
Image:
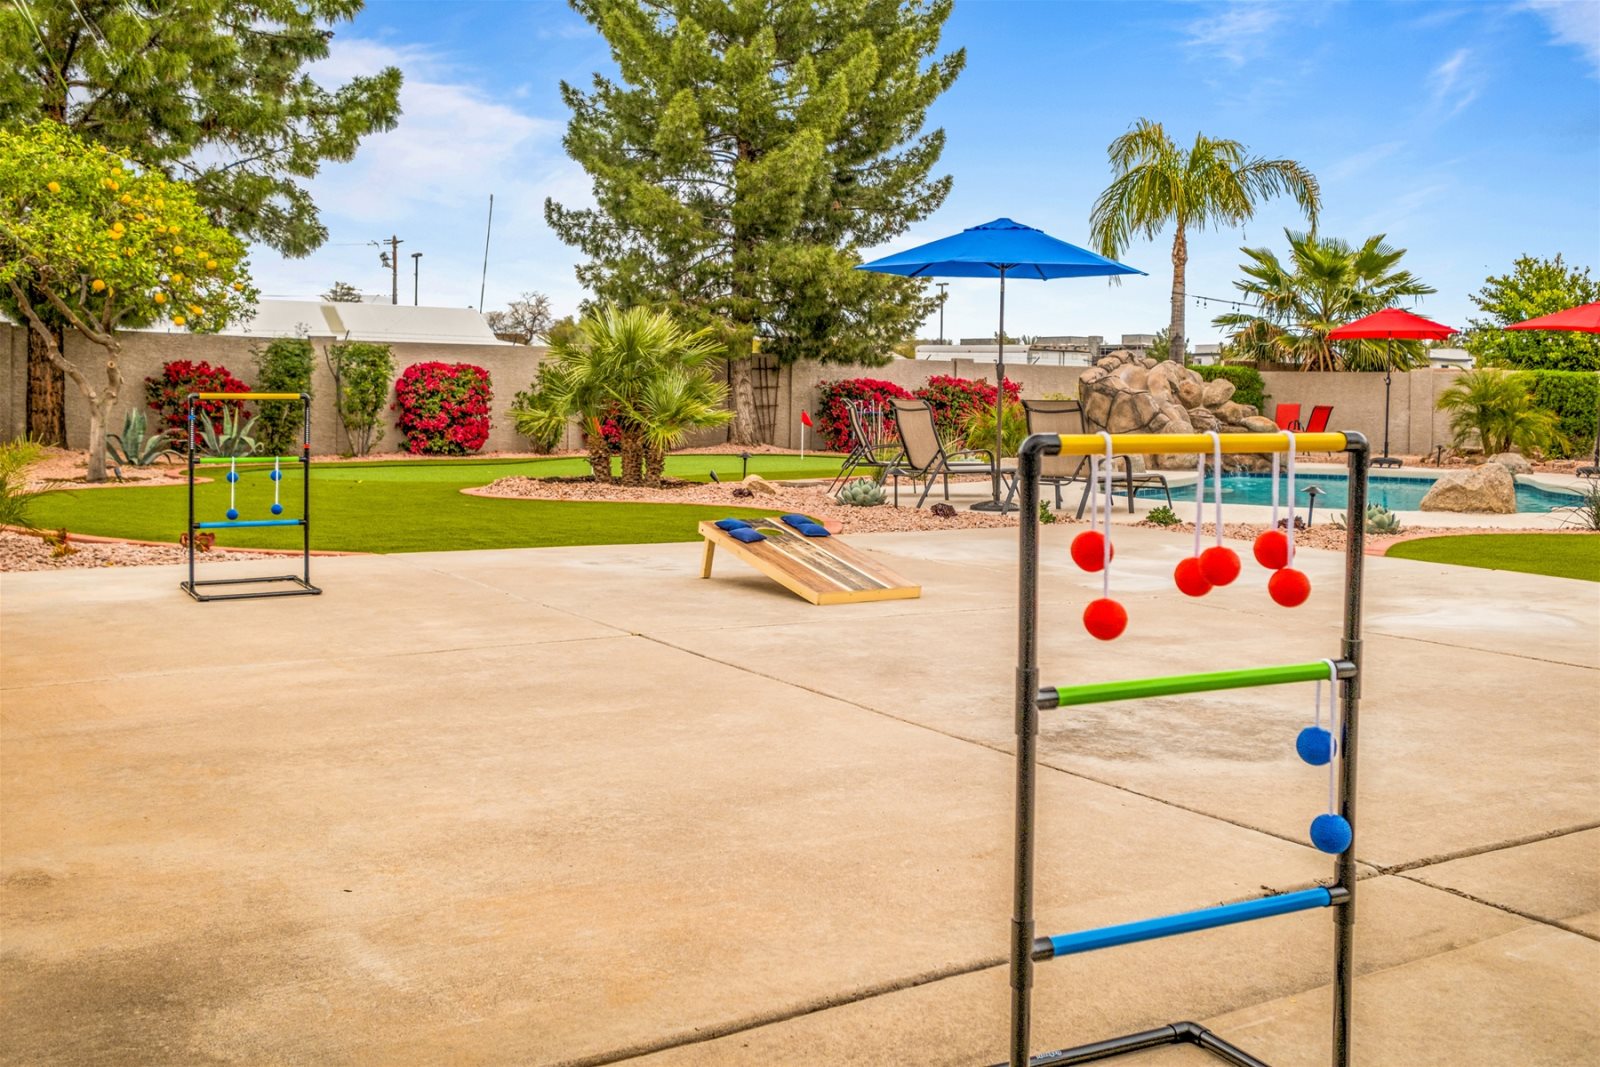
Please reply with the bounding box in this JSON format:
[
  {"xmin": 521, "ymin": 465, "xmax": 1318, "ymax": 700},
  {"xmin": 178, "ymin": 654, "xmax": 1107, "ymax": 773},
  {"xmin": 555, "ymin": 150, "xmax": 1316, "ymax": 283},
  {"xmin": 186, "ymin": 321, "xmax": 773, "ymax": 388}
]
[
  {"xmin": 194, "ymin": 519, "xmax": 304, "ymax": 529},
  {"xmin": 1039, "ymin": 887, "xmax": 1336, "ymax": 960}
]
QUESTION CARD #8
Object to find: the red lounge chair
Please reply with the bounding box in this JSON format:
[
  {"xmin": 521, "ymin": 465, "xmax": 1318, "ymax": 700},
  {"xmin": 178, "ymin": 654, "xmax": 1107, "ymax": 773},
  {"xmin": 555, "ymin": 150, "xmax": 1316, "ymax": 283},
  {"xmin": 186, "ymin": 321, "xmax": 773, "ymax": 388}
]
[
  {"xmin": 1274, "ymin": 403, "xmax": 1301, "ymax": 431},
  {"xmin": 1299, "ymin": 405, "xmax": 1333, "ymax": 433}
]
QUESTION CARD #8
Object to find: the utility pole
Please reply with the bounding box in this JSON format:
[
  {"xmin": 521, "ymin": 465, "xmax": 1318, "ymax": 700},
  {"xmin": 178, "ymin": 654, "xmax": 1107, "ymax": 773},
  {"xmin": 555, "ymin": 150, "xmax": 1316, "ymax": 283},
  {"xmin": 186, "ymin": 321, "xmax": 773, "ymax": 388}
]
[
  {"xmin": 936, "ymin": 282, "xmax": 949, "ymax": 344},
  {"xmin": 372, "ymin": 235, "xmax": 403, "ymax": 304},
  {"xmin": 411, "ymin": 252, "xmax": 422, "ymax": 306}
]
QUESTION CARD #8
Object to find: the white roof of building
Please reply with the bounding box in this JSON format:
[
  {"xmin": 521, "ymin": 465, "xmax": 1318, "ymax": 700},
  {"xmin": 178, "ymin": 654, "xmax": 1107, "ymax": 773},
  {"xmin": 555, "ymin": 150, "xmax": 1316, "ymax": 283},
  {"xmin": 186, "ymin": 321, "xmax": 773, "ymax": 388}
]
[{"xmin": 207, "ymin": 300, "xmax": 509, "ymax": 345}]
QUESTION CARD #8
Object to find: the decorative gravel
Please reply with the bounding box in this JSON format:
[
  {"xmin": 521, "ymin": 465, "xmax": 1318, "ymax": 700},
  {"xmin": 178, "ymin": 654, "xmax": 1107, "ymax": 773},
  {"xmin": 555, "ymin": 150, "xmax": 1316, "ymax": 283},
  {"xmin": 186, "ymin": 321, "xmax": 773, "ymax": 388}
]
[
  {"xmin": 471, "ymin": 476, "xmax": 1034, "ymax": 534},
  {"xmin": 1, "ymin": 530, "xmax": 277, "ymax": 572}
]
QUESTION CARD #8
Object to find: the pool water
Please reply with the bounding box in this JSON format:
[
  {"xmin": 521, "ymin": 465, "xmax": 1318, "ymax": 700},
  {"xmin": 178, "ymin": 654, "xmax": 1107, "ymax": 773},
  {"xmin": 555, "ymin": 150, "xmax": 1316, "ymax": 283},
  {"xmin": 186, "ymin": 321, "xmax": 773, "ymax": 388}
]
[{"xmin": 1156, "ymin": 471, "xmax": 1581, "ymax": 514}]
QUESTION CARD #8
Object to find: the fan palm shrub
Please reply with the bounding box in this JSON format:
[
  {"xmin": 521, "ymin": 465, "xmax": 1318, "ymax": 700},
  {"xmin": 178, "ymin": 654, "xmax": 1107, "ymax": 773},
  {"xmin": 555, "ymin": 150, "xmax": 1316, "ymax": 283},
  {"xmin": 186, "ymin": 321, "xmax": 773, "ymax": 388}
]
[
  {"xmin": 1436, "ymin": 369, "xmax": 1563, "ymax": 457},
  {"xmin": 516, "ymin": 305, "xmax": 731, "ymax": 487},
  {"xmin": 1089, "ymin": 119, "xmax": 1320, "ymax": 365},
  {"xmin": 1212, "ymin": 230, "xmax": 1434, "ymax": 371}
]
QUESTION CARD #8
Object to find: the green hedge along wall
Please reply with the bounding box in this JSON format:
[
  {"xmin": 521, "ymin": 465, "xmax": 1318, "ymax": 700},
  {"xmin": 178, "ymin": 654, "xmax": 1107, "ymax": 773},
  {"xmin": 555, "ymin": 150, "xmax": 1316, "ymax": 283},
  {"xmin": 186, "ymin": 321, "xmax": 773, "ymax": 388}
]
[{"xmin": 1522, "ymin": 370, "xmax": 1599, "ymax": 459}]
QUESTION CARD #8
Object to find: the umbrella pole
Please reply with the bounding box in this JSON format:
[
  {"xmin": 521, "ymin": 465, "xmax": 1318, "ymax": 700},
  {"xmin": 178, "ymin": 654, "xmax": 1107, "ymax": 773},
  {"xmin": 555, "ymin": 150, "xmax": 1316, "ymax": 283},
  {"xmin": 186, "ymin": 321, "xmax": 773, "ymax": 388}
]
[
  {"xmin": 1372, "ymin": 338, "xmax": 1402, "ymax": 468},
  {"xmin": 973, "ymin": 266, "xmax": 1014, "ymax": 512}
]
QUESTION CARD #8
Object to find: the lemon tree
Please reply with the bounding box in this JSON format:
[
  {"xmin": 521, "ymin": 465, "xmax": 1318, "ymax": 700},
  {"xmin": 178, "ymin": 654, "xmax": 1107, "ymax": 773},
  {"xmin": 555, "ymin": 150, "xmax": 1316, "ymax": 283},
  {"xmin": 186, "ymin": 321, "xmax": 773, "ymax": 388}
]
[{"xmin": 0, "ymin": 121, "xmax": 257, "ymax": 481}]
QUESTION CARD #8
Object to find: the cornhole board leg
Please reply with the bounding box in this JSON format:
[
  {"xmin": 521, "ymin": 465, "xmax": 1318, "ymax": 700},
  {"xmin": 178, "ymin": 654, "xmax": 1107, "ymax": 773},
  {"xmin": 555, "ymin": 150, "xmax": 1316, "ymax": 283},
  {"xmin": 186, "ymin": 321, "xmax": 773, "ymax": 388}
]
[{"xmin": 696, "ymin": 521, "xmax": 920, "ymax": 606}]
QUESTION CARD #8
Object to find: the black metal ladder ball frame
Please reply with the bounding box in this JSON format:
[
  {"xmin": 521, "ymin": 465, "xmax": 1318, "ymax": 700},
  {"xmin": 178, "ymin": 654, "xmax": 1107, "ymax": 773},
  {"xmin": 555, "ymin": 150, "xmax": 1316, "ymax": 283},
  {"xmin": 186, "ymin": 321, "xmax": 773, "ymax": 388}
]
[
  {"xmin": 1004, "ymin": 430, "xmax": 1369, "ymax": 1067},
  {"xmin": 181, "ymin": 391, "xmax": 322, "ymax": 602}
]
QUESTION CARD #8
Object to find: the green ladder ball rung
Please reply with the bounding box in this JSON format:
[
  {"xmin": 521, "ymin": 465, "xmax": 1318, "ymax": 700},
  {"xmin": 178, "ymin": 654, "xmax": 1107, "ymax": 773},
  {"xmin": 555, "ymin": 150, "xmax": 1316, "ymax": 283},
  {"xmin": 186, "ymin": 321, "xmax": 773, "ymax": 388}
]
[{"xmin": 1039, "ymin": 659, "xmax": 1357, "ymax": 710}]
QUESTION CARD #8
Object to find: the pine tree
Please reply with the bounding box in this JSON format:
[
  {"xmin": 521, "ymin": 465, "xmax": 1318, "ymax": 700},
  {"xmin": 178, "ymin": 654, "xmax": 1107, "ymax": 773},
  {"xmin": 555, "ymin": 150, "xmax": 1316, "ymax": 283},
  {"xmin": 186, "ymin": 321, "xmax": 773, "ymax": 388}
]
[{"xmin": 547, "ymin": 0, "xmax": 964, "ymax": 443}]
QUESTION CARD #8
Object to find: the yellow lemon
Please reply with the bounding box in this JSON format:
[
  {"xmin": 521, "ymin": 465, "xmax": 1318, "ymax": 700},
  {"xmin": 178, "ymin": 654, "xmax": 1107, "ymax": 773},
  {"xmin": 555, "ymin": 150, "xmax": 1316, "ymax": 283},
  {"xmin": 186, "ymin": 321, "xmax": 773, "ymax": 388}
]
[
  {"xmin": 46, "ymin": 181, "xmax": 60, "ymax": 193},
  {"xmin": 172, "ymin": 315, "xmax": 186, "ymax": 326},
  {"xmin": 134, "ymin": 212, "xmax": 146, "ymax": 221},
  {"xmin": 188, "ymin": 305, "xmax": 202, "ymax": 316},
  {"xmin": 206, "ymin": 260, "xmax": 217, "ymax": 270},
  {"xmin": 167, "ymin": 225, "xmax": 180, "ymax": 235},
  {"xmin": 91, "ymin": 279, "xmax": 106, "ymax": 292},
  {"xmin": 231, "ymin": 282, "xmax": 244, "ymax": 291},
  {"xmin": 153, "ymin": 292, "xmax": 167, "ymax": 304},
  {"xmin": 154, "ymin": 198, "xmax": 164, "ymax": 208},
  {"xmin": 119, "ymin": 194, "xmax": 132, "ymax": 205},
  {"xmin": 109, "ymin": 230, "xmax": 123, "ymax": 240},
  {"xmin": 170, "ymin": 272, "xmax": 184, "ymax": 283},
  {"xmin": 173, "ymin": 245, "xmax": 184, "ymax": 255}
]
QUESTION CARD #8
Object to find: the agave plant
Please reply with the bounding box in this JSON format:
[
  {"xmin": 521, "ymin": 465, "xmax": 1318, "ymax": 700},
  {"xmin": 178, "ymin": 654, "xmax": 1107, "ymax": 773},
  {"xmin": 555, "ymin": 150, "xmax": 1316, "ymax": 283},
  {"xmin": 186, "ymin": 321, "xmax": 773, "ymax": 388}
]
[
  {"xmin": 836, "ymin": 477, "xmax": 887, "ymax": 507},
  {"xmin": 106, "ymin": 409, "xmax": 180, "ymax": 475},
  {"xmin": 1334, "ymin": 504, "xmax": 1404, "ymax": 535},
  {"xmin": 195, "ymin": 407, "xmax": 262, "ymax": 458}
]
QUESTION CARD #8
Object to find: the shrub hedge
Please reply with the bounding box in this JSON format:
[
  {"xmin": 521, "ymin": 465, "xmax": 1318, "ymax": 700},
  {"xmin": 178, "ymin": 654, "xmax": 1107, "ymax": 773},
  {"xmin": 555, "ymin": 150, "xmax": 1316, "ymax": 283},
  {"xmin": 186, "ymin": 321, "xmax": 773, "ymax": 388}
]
[
  {"xmin": 1521, "ymin": 370, "xmax": 1599, "ymax": 458},
  {"xmin": 914, "ymin": 374, "xmax": 1022, "ymax": 439},
  {"xmin": 813, "ymin": 377, "xmax": 913, "ymax": 451},
  {"xmin": 394, "ymin": 362, "xmax": 493, "ymax": 455},
  {"xmin": 252, "ymin": 337, "xmax": 315, "ymax": 455},
  {"xmin": 145, "ymin": 360, "xmax": 251, "ymax": 443},
  {"xmin": 1196, "ymin": 365, "xmax": 1266, "ymax": 411}
]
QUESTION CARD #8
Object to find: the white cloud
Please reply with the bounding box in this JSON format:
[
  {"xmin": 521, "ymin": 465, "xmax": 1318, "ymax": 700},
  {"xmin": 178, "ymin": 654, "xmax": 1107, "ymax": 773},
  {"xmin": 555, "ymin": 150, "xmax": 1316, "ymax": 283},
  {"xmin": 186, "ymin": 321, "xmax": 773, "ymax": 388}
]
[
  {"xmin": 245, "ymin": 38, "xmax": 593, "ymax": 317},
  {"xmin": 1325, "ymin": 141, "xmax": 1404, "ymax": 183},
  {"xmin": 1428, "ymin": 48, "xmax": 1480, "ymax": 117},
  {"xmin": 1184, "ymin": 2, "xmax": 1285, "ymax": 67},
  {"xmin": 1522, "ymin": 0, "xmax": 1600, "ymax": 77}
]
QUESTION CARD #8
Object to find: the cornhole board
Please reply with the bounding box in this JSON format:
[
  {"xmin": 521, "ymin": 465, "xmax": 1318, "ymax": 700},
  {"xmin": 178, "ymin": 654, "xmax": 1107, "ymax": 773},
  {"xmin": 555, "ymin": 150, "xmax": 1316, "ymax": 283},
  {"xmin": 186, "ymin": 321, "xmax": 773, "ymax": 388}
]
[{"xmin": 697, "ymin": 519, "xmax": 921, "ymax": 605}]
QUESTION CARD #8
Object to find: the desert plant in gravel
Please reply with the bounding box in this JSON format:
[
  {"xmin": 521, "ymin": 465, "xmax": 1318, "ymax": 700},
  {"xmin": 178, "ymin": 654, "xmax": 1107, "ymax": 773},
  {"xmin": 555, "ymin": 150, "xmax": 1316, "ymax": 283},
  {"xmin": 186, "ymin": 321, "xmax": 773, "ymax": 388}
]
[
  {"xmin": 1144, "ymin": 504, "xmax": 1181, "ymax": 526},
  {"xmin": 195, "ymin": 407, "xmax": 261, "ymax": 458},
  {"xmin": 106, "ymin": 408, "xmax": 179, "ymax": 475},
  {"xmin": 836, "ymin": 478, "xmax": 887, "ymax": 507},
  {"xmin": 1334, "ymin": 504, "xmax": 1404, "ymax": 535},
  {"xmin": 0, "ymin": 437, "xmax": 44, "ymax": 529}
]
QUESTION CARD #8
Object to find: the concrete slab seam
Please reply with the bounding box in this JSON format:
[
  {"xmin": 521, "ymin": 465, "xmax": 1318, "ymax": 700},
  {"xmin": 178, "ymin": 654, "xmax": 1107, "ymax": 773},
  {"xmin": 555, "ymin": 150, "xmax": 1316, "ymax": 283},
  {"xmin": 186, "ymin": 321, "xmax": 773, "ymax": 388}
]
[{"xmin": 1393, "ymin": 872, "xmax": 1600, "ymax": 944}]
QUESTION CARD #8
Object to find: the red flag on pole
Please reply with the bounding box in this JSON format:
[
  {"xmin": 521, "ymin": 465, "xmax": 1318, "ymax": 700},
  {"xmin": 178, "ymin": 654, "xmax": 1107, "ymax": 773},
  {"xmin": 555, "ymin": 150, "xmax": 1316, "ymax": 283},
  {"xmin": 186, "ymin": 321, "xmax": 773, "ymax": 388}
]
[{"xmin": 801, "ymin": 410, "xmax": 813, "ymax": 427}]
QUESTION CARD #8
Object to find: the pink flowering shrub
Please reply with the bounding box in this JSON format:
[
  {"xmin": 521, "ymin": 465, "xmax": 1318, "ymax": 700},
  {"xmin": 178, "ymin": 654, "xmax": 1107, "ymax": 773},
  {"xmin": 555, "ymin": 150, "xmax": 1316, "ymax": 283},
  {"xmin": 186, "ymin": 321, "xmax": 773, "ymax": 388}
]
[{"xmin": 393, "ymin": 362, "xmax": 493, "ymax": 455}]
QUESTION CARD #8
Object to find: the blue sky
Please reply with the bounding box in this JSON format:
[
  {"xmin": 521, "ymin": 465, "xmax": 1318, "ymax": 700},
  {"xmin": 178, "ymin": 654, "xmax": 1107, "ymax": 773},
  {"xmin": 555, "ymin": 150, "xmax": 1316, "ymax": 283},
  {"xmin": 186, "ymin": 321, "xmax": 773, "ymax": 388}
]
[{"xmin": 257, "ymin": 0, "xmax": 1600, "ymax": 345}]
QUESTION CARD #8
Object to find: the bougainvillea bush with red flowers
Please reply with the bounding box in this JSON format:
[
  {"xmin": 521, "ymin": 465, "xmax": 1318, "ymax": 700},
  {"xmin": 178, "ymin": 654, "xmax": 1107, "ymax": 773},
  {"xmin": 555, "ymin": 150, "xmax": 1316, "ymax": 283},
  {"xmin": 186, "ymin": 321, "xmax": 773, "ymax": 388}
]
[
  {"xmin": 914, "ymin": 374, "xmax": 1021, "ymax": 439},
  {"xmin": 814, "ymin": 377, "xmax": 915, "ymax": 451},
  {"xmin": 145, "ymin": 360, "xmax": 252, "ymax": 442},
  {"xmin": 394, "ymin": 362, "xmax": 493, "ymax": 455}
]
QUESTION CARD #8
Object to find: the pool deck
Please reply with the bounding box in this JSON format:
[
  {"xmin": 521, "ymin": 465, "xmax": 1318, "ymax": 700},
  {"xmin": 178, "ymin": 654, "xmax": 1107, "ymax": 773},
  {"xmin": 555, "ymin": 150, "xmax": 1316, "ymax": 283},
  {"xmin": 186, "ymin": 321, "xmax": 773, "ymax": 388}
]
[{"xmin": 2, "ymin": 526, "xmax": 1597, "ymax": 1066}]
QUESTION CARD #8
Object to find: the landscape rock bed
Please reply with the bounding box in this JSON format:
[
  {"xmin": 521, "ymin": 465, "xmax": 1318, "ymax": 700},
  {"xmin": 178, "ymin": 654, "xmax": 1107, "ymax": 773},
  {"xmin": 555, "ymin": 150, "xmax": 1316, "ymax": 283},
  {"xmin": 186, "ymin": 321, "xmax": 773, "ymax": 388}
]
[
  {"xmin": 471, "ymin": 476, "xmax": 1032, "ymax": 534},
  {"xmin": 1, "ymin": 530, "xmax": 277, "ymax": 572}
]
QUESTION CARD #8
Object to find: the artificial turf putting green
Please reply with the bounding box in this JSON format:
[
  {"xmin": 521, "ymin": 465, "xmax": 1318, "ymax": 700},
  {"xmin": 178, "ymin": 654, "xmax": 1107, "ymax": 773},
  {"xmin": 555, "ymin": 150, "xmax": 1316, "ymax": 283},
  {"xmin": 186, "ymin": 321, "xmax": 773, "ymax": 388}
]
[
  {"xmin": 1385, "ymin": 533, "xmax": 1600, "ymax": 582},
  {"xmin": 29, "ymin": 453, "xmax": 845, "ymax": 554}
]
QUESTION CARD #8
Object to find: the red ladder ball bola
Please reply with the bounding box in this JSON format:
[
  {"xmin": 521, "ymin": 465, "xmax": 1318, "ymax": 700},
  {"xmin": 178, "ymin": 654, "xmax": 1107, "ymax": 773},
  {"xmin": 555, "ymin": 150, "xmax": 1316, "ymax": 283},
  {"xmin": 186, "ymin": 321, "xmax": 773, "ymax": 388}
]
[
  {"xmin": 1072, "ymin": 434, "xmax": 1127, "ymax": 640},
  {"xmin": 1074, "ymin": 432, "xmax": 1314, "ymax": 640}
]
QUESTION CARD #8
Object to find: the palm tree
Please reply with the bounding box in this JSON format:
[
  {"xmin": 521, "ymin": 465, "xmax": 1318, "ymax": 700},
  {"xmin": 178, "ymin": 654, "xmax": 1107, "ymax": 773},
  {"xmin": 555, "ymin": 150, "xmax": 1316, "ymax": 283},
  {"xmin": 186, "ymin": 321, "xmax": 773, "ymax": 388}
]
[
  {"xmin": 1212, "ymin": 230, "xmax": 1435, "ymax": 371},
  {"xmin": 1090, "ymin": 119, "xmax": 1320, "ymax": 365},
  {"xmin": 513, "ymin": 304, "xmax": 732, "ymax": 487},
  {"xmin": 1436, "ymin": 369, "xmax": 1562, "ymax": 457}
]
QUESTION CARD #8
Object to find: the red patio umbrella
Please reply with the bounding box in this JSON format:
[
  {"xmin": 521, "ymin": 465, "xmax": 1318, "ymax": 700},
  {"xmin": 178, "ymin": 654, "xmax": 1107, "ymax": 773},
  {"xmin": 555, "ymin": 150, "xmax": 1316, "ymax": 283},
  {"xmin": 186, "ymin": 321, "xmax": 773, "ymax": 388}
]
[
  {"xmin": 1329, "ymin": 308, "xmax": 1457, "ymax": 466},
  {"xmin": 1503, "ymin": 301, "xmax": 1600, "ymax": 474}
]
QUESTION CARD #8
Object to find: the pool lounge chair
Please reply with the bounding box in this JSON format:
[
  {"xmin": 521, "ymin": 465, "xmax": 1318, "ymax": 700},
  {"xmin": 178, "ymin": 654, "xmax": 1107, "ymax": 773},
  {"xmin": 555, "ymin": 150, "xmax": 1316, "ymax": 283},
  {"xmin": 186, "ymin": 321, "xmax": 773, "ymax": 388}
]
[
  {"xmin": 1274, "ymin": 403, "xmax": 1301, "ymax": 431},
  {"xmin": 884, "ymin": 397, "xmax": 1008, "ymax": 508},
  {"xmin": 826, "ymin": 400, "xmax": 903, "ymax": 494},
  {"xmin": 1297, "ymin": 404, "xmax": 1333, "ymax": 433},
  {"xmin": 1009, "ymin": 399, "xmax": 1173, "ymax": 517}
]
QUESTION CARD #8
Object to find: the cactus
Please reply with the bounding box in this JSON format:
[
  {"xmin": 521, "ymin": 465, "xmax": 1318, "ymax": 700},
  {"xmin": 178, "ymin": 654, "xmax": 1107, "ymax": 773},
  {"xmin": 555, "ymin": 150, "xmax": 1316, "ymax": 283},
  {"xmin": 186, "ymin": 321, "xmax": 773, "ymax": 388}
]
[
  {"xmin": 836, "ymin": 477, "xmax": 887, "ymax": 507},
  {"xmin": 1334, "ymin": 504, "xmax": 1404, "ymax": 535},
  {"xmin": 106, "ymin": 409, "xmax": 180, "ymax": 475}
]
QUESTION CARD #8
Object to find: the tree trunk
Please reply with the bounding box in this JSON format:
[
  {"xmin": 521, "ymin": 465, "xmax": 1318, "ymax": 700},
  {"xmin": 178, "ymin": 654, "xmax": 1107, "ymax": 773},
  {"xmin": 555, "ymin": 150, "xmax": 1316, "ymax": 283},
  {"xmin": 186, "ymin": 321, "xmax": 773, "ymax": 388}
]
[
  {"xmin": 85, "ymin": 396, "xmax": 110, "ymax": 482},
  {"xmin": 617, "ymin": 427, "xmax": 645, "ymax": 487},
  {"xmin": 644, "ymin": 443, "xmax": 666, "ymax": 488},
  {"xmin": 727, "ymin": 356, "xmax": 757, "ymax": 445},
  {"xmin": 26, "ymin": 326, "xmax": 67, "ymax": 446},
  {"xmin": 583, "ymin": 427, "xmax": 614, "ymax": 483},
  {"xmin": 1169, "ymin": 227, "xmax": 1188, "ymax": 367}
]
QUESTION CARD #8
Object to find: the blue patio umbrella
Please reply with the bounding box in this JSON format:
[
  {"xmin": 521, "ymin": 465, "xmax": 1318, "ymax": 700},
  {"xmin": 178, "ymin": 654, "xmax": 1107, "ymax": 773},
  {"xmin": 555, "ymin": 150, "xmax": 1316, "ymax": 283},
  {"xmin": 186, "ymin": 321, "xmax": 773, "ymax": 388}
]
[{"xmin": 857, "ymin": 218, "xmax": 1143, "ymax": 511}]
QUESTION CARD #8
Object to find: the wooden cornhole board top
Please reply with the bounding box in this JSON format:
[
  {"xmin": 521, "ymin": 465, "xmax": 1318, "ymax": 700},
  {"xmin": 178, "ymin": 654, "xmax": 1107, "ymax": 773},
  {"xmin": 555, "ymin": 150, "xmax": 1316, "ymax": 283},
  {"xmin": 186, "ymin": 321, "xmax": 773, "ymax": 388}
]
[{"xmin": 697, "ymin": 519, "xmax": 922, "ymax": 606}]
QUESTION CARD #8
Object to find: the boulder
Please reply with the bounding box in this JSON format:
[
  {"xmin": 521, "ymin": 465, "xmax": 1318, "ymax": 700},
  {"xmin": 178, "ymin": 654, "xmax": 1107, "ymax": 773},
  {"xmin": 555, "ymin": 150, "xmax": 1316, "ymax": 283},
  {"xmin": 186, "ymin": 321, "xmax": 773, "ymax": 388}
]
[
  {"xmin": 1215, "ymin": 400, "xmax": 1251, "ymax": 424},
  {"xmin": 1489, "ymin": 451, "xmax": 1532, "ymax": 475},
  {"xmin": 1176, "ymin": 380, "xmax": 1204, "ymax": 407},
  {"xmin": 1201, "ymin": 378, "xmax": 1235, "ymax": 407},
  {"xmin": 740, "ymin": 475, "xmax": 779, "ymax": 495},
  {"xmin": 1241, "ymin": 415, "xmax": 1278, "ymax": 433},
  {"xmin": 1418, "ymin": 465, "xmax": 1516, "ymax": 514},
  {"xmin": 1187, "ymin": 407, "xmax": 1220, "ymax": 433}
]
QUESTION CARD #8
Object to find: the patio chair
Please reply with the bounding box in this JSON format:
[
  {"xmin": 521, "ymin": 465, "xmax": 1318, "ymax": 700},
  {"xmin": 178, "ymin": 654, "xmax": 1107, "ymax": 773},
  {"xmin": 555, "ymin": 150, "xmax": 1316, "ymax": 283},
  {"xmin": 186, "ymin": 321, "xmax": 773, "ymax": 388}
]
[
  {"xmin": 1297, "ymin": 404, "xmax": 1333, "ymax": 434},
  {"xmin": 1273, "ymin": 403, "xmax": 1302, "ymax": 431},
  {"xmin": 826, "ymin": 399, "xmax": 903, "ymax": 494},
  {"xmin": 1010, "ymin": 399, "xmax": 1172, "ymax": 517},
  {"xmin": 883, "ymin": 397, "xmax": 1006, "ymax": 508}
]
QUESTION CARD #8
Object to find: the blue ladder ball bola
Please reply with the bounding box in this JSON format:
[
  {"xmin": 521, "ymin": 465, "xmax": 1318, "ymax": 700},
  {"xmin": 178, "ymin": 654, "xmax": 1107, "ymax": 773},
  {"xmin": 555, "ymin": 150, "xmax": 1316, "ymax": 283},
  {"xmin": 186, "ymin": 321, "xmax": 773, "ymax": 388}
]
[
  {"xmin": 1296, "ymin": 726, "xmax": 1334, "ymax": 766},
  {"xmin": 226, "ymin": 508, "xmax": 239, "ymax": 520},
  {"xmin": 222, "ymin": 463, "xmax": 284, "ymax": 520},
  {"xmin": 1311, "ymin": 813, "xmax": 1353, "ymax": 854}
]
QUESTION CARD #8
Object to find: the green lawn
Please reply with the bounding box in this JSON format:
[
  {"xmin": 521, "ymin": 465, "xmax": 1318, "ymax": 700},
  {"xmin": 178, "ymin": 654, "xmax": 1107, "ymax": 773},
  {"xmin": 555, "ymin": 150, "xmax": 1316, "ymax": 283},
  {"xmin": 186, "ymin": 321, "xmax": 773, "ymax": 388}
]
[
  {"xmin": 1385, "ymin": 534, "xmax": 1600, "ymax": 582},
  {"xmin": 30, "ymin": 453, "xmax": 844, "ymax": 554}
]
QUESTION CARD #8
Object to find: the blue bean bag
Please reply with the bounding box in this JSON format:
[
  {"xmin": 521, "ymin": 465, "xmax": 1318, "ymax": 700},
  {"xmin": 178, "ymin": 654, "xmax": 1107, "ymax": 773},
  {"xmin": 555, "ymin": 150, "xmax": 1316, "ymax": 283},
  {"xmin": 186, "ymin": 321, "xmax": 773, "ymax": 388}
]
[
  {"xmin": 729, "ymin": 527, "xmax": 766, "ymax": 543},
  {"xmin": 715, "ymin": 518, "xmax": 751, "ymax": 531},
  {"xmin": 797, "ymin": 523, "xmax": 831, "ymax": 537},
  {"xmin": 780, "ymin": 514, "xmax": 813, "ymax": 529}
]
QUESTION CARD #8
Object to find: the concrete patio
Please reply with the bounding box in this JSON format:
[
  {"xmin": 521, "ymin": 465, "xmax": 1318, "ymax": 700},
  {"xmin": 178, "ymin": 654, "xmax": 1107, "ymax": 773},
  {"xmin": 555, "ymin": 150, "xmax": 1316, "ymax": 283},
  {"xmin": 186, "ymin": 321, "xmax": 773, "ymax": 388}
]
[{"xmin": 2, "ymin": 525, "xmax": 1596, "ymax": 1065}]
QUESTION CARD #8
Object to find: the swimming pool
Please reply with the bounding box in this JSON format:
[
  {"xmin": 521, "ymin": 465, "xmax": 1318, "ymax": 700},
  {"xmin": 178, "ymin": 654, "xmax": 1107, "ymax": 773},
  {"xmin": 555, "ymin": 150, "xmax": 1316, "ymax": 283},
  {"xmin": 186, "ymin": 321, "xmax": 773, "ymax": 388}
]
[{"xmin": 1157, "ymin": 471, "xmax": 1581, "ymax": 514}]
